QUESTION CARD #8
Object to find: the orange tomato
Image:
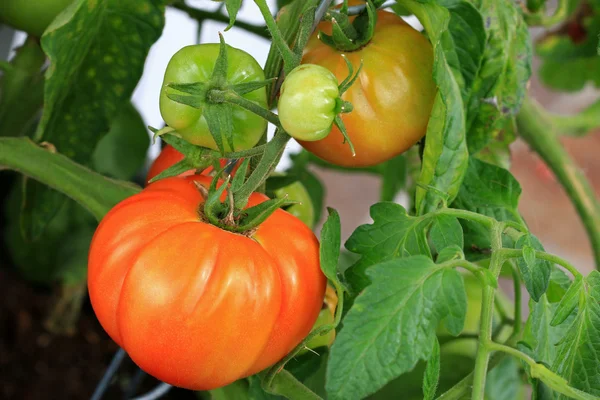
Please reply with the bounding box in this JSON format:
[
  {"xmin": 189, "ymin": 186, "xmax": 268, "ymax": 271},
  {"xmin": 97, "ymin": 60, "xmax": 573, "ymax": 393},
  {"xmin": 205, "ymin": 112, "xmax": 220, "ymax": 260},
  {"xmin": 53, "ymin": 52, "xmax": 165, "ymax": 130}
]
[
  {"xmin": 88, "ymin": 175, "xmax": 326, "ymax": 390},
  {"xmin": 299, "ymin": 10, "xmax": 436, "ymax": 167}
]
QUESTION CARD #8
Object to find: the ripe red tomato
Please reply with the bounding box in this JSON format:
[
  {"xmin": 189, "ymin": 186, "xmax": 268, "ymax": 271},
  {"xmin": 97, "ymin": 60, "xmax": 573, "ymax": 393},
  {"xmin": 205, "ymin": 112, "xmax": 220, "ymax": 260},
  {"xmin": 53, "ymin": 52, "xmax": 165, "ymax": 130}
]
[
  {"xmin": 146, "ymin": 145, "xmax": 240, "ymax": 184},
  {"xmin": 88, "ymin": 175, "xmax": 326, "ymax": 390},
  {"xmin": 299, "ymin": 10, "xmax": 436, "ymax": 167}
]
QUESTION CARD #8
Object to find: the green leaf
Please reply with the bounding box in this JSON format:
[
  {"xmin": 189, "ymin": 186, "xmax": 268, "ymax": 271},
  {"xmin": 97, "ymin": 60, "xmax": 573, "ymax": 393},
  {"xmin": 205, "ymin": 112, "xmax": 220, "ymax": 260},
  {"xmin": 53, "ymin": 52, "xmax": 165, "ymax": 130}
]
[
  {"xmin": 325, "ymin": 256, "xmax": 466, "ymax": 400},
  {"xmin": 225, "ymin": 0, "xmax": 243, "ymax": 30},
  {"xmin": 422, "ymin": 339, "xmax": 440, "ymax": 400},
  {"xmin": 344, "ymin": 203, "xmax": 431, "ymax": 293},
  {"xmin": 24, "ymin": 0, "xmax": 164, "ymax": 238},
  {"xmin": 466, "ymin": 0, "xmax": 532, "ymax": 154},
  {"xmin": 452, "ymin": 157, "xmax": 522, "ymax": 258},
  {"xmin": 287, "ymin": 152, "xmax": 325, "ymax": 226},
  {"xmin": 211, "ymin": 34, "xmax": 230, "ymax": 88},
  {"xmin": 55, "ymin": 224, "xmax": 95, "ymax": 284},
  {"xmin": 237, "ymin": 197, "xmax": 295, "ymax": 232},
  {"xmin": 204, "ymin": 102, "xmax": 235, "ymax": 154},
  {"xmin": 91, "ymin": 102, "xmax": 149, "ymax": 180},
  {"xmin": 0, "ymin": 38, "xmax": 45, "ymax": 138},
  {"xmin": 515, "ymin": 234, "xmax": 552, "ymax": 302},
  {"xmin": 484, "ymin": 357, "xmax": 524, "ymax": 400},
  {"xmin": 231, "ymin": 79, "xmax": 276, "ymax": 96},
  {"xmin": 452, "ymin": 157, "xmax": 522, "ymax": 221},
  {"xmin": 552, "ymin": 271, "xmax": 600, "ymax": 397},
  {"xmin": 429, "ymin": 215, "xmax": 464, "ymax": 253},
  {"xmin": 537, "ymin": 12, "xmax": 600, "ymax": 92},
  {"xmin": 147, "ymin": 158, "xmax": 195, "ymax": 184},
  {"xmin": 551, "ymin": 275, "xmax": 583, "ymax": 326},
  {"xmin": 320, "ymin": 208, "xmax": 342, "ymax": 284},
  {"xmin": 380, "ymin": 154, "xmax": 406, "ymax": 202},
  {"xmin": 404, "ymin": 1, "xmax": 469, "ymax": 214},
  {"xmin": 436, "ymin": 244, "xmax": 464, "ymax": 264},
  {"xmin": 519, "ymin": 276, "xmax": 575, "ymax": 368}
]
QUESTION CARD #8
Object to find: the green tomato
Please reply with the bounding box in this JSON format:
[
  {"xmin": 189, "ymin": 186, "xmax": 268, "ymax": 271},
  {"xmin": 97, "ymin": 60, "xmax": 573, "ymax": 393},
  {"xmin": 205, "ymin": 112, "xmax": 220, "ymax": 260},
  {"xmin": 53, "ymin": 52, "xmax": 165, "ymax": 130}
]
[
  {"xmin": 159, "ymin": 44, "xmax": 268, "ymax": 152},
  {"xmin": 278, "ymin": 64, "xmax": 340, "ymax": 141},
  {"xmin": 0, "ymin": 0, "xmax": 73, "ymax": 37},
  {"xmin": 274, "ymin": 179, "xmax": 315, "ymax": 229}
]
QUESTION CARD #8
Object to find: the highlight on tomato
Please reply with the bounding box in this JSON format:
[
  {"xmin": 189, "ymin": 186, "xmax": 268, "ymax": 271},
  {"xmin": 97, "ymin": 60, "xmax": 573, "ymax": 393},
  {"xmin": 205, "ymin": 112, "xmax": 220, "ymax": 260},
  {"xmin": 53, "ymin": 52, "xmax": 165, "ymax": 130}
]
[
  {"xmin": 87, "ymin": 175, "xmax": 326, "ymax": 390},
  {"xmin": 299, "ymin": 9, "xmax": 436, "ymax": 167}
]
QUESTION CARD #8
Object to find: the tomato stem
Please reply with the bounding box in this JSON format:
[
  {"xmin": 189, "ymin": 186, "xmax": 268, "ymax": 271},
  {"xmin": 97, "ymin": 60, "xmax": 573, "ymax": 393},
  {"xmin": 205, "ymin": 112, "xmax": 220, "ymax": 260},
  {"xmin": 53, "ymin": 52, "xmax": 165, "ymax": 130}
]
[
  {"xmin": 471, "ymin": 222, "xmax": 505, "ymax": 400},
  {"xmin": 486, "ymin": 342, "xmax": 597, "ymax": 400},
  {"xmin": 253, "ymin": 0, "xmax": 300, "ymax": 72},
  {"xmin": 0, "ymin": 137, "xmax": 140, "ymax": 221},
  {"xmin": 170, "ymin": 1, "xmax": 270, "ymax": 39},
  {"xmin": 219, "ymin": 90, "xmax": 283, "ymax": 129},
  {"xmin": 517, "ymin": 96, "xmax": 600, "ymax": 271}
]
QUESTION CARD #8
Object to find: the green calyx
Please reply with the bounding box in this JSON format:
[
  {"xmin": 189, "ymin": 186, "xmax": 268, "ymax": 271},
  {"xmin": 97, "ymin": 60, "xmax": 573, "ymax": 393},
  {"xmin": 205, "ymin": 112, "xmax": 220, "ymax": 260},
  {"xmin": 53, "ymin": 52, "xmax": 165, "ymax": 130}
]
[
  {"xmin": 198, "ymin": 159, "xmax": 297, "ymax": 234},
  {"xmin": 164, "ymin": 34, "xmax": 274, "ymax": 154},
  {"xmin": 319, "ymin": 0, "xmax": 378, "ymax": 52}
]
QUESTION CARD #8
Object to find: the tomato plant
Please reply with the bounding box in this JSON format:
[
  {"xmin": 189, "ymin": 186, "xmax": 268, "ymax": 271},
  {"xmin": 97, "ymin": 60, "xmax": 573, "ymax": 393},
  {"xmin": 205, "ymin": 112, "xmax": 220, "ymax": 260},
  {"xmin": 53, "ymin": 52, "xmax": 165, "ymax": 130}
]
[{"xmin": 2, "ymin": 0, "xmax": 600, "ymax": 399}]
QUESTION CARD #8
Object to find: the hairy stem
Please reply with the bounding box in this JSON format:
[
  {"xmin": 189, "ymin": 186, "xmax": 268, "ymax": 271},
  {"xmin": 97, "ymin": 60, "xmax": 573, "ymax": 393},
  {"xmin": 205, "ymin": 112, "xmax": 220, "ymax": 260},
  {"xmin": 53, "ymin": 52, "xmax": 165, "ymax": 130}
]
[
  {"xmin": 253, "ymin": 0, "xmax": 299, "ymax": 70},
  {"xmin": 471, "ymin": 223, "xmax": 505, "ymax": 399},
  {"xmin": 221, "ymin": 90, "xmax": 282, "ymax": 128},
  {"xmin": 509, "ymin": 262, "xmax": 523, "ymax": 336},
  {"xmin": 232, "ymin": 129, "xmax": 291, "ymax": 209},
  {"xmin": 0, "ymin": 137, "xmax": 139, "ymax": 220},
  {"xmin": 487, "ymin": 342, "xmax": 597, "ymax": 400},
  {"xmin": 517, "ymin": 96, "xmax": 600, "ymax": 271},
  {"xmin": 497, "ymin": 248, "xmax": 582, "ymax": 278}
]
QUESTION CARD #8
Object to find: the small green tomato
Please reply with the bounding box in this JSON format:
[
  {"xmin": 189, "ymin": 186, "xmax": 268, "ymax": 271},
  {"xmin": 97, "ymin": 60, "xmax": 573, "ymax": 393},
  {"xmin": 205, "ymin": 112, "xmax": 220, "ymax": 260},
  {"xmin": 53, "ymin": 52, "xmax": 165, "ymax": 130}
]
[
  {"xmin": 274, "ymin": 179, "xmax": 315, "ymax": 229},
  {"xmin": 278, "ymin": 64, "xmax": 340, "ymax": 141}
]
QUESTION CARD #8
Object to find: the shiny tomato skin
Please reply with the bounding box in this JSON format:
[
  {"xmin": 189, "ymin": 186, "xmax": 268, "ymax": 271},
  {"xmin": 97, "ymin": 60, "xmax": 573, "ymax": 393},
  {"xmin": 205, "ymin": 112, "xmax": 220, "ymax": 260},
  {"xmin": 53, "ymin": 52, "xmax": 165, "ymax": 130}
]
[
  {"xmin": 300, "ymin": 10, "xmax": 436, "ymax": 167},
  {"xmin": 145, "ymin": 145, "xmax": 239, "ymax": 184},
  {"xmin": 88, "ymin": 176, "xmax": 325, "ymax": 390}
]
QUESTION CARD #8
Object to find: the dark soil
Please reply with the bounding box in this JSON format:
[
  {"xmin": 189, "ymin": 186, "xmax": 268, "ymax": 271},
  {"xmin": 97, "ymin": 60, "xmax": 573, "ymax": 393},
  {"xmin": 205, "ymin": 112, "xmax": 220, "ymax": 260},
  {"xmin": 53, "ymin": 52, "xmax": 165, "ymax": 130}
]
[
  {"xmin": 0, "ymin": 269, "xmax": 199, "ymax": 400},
  {"xmin": 0, "ymin": 173, "xmax": 196, "ymax": 400}
]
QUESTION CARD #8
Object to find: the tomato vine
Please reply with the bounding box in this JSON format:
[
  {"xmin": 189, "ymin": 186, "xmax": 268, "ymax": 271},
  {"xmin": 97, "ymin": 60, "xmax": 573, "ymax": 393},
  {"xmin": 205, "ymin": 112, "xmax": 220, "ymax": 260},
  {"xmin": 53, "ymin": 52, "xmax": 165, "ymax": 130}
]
[{"xmin": 0, "ymin": 0, "xmax": 600, "ymax": 399}]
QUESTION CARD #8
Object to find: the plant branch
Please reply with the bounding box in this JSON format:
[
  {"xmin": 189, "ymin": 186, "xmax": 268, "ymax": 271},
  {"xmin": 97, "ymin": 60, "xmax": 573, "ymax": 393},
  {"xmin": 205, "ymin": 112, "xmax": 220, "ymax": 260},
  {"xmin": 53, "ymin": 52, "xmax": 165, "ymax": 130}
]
[
  {"xmin": 487, "ymin": 342, "xmax": 598, "ymax": 400},
  {"xmin": 253, "ymin": 0, "xmax": 299, "ymax": 71},
  {"xmin": 497, "ymin": 248, "xmax": 582, "ymax": 278},
  {"xmin": 0, "ymin": 137, "xmax": 140, "ymax": 221},
  {"xmin": 517, "ymin": 96, "xmax": 600, "ymax": 271},
  {"xmin": 509, "ymin": 261, "xmax": 523, "ymax": 336},
  {"xmin": 471, "ymin": 223, "xmax": 505, "ymax": 400},
  {"xmin": 232, "ymin": 129, "xmax": 291, "ymax": 209},
  {"xmin": 219, "ymin": 90, "xmax": 282, "ymax": 128},
  {"xmin": 171, "ymin": 2, "xmax": 270, "ymax": 39}
]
